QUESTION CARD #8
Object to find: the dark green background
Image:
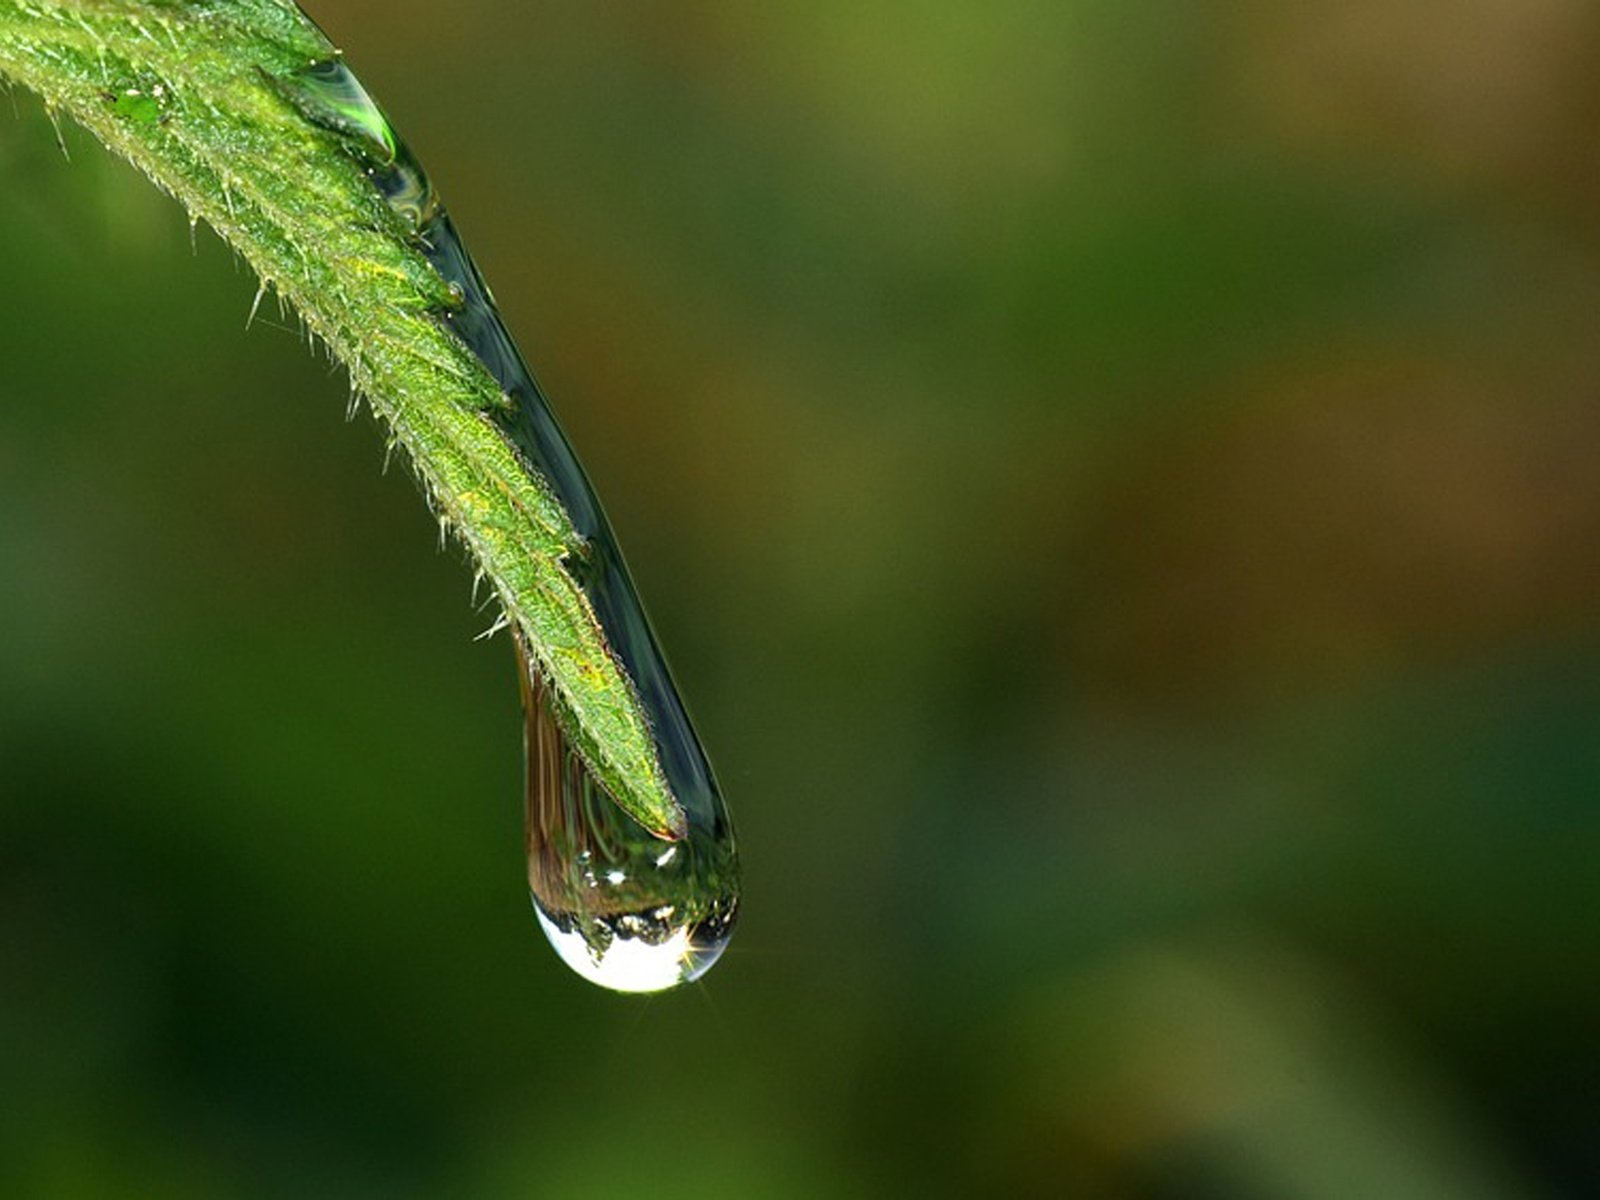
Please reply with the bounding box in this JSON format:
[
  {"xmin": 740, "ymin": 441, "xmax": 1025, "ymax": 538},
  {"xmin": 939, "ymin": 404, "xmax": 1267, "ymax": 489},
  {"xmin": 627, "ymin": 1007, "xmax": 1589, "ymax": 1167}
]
[{"xmin": 2, "ymin": 2, "xmax": 1598, "ymax": 1196}]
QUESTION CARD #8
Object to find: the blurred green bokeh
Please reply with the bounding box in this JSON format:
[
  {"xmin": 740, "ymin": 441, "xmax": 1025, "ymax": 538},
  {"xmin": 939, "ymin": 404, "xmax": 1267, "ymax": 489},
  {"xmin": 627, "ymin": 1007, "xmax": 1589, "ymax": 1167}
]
[{"xmin": 3, "ymin": 2, "xmax": 1598, "ymax": 1196}]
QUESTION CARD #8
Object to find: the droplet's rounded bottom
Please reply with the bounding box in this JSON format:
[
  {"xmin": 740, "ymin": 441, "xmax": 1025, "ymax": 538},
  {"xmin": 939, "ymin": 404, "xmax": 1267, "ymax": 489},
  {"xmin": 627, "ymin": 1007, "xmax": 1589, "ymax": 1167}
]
[{"xmin": 534, "ymin": 903, "xmax": 735, "ymax": 994}]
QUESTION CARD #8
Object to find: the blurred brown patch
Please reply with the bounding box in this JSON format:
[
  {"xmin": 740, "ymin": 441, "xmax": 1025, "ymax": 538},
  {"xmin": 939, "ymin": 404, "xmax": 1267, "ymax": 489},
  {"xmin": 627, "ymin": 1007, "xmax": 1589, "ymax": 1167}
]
[
  {"xmin": 1067, "ymin": 348, "xmax": 1600, "ymax": 706},
  {"xmin": 1229, "ymin": 0, "xmax": 1600, "ymax": 212}
]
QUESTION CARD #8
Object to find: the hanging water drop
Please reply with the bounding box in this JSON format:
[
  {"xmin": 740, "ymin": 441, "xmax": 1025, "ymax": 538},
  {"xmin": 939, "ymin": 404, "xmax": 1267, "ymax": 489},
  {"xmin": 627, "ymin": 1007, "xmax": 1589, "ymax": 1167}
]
[
  {"xmin": 519, "ymin": 635, "xmax": 739, "ymax": 993},
  {"xmin": 272, "ymin": 51, "xmax": 741, "ymax": 991}
]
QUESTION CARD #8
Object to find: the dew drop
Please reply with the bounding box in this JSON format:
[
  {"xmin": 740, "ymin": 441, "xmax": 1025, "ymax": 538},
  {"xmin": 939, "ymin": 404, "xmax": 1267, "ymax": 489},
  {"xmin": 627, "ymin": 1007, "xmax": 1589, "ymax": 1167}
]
[
  {"xmin": 519, "ymin": 637, "xmax": 739, "ymax": 994},
  {"xmin": 270, "ymin": 58, "xmax": 440, "ymax": 231},
  {"xmin": 277, "ymin": 52, "xmax": 742, "ymax": 991},
  {"xmin": 274, "ymin": 58, "xmax": 397, "ymax": 165}
]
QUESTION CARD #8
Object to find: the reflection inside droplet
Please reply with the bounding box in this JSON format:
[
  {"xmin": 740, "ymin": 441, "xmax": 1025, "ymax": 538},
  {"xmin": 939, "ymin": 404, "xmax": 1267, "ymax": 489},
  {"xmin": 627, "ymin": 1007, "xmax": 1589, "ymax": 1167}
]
[
  {"xmin": 535, "ymin": 908, "xmax": 723, "ymax": 995},
  {"xmin": 520, "ymin": 638, "xmax": 738, "ymax": 993}
]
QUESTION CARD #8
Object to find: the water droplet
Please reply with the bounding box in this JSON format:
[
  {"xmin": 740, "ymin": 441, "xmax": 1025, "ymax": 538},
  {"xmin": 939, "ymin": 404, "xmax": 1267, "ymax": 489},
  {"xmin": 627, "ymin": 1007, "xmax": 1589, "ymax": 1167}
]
[
  {"xmin": 520, "ymin": 638, "xmax": 739, "ymax": 994},
  {"xmin": 275, "ymin": 58, "xmax": 397, "ymax": 165},
  {"xmin": 271, "ymin": 59, "xmax": 440, "ymax": 231},
  {"xmin": 278, "ymin": 55, "xmax": 742, "ymax": 991}
]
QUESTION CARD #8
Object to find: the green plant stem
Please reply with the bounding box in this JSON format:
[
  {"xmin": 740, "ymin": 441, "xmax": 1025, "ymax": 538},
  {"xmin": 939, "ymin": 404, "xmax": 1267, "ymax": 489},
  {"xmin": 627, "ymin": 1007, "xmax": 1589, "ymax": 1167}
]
[{"xmin": 0, "ymin": 0, "xmax": 683, "ymax": 837}]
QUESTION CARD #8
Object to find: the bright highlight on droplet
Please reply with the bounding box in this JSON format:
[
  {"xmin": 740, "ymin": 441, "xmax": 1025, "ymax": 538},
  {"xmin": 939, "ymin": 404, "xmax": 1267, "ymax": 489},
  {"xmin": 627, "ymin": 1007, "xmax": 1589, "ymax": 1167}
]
[{"xmin": 535, "ymin": 910, "xmax": 729, "ymax": 994}]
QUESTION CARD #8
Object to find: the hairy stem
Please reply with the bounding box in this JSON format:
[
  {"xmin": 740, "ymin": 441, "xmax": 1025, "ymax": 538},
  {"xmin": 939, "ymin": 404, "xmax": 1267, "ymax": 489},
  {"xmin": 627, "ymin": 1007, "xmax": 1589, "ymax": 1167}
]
[{"xmin": 0, "ymin": 0, "xmax": 684, "ymax": 837}]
